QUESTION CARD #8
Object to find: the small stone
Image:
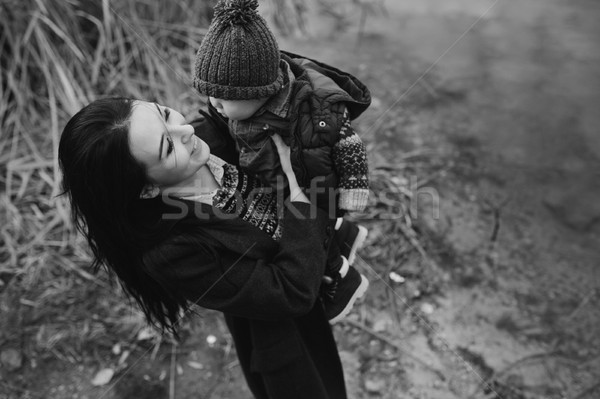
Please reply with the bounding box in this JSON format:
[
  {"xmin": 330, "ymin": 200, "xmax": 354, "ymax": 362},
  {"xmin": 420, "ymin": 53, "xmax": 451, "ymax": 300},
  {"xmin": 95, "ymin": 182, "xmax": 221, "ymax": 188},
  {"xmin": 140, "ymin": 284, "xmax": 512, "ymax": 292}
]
[
  {"xmin": 118, "ymin": 350, "xmax": 130, "ymax": 366},
  {"xmin": 206, "ymin": 335, "xmax": 217, "ymax": 347},
  {"xmin": 187, "ymin": 361, "xmax": 204, "ymax": 370},
  {"xmin": 0, "ymin": 348, "xmax": 23, "ymax": 371},
  {"xmin": 137, "ymin": 326, "xmax": 157, "ymax": 341},
  {"xmin": 389, "ymin": 272, "xmax": 406, "ymax": 284},
  {"xmin": 370, "ymin": 96, "xmax": 383, "ymax": 109},
  {"xmin": 420, "ymin": 303, "xmax": 435, "ymax": 315},
  {"xmin": 365, "ymin": 377, "xmax": 386, "ymax": 393},
  {"xmin": 91, "ymin": 368, "xmax": 114, "ymax": 386},
  {"xmin": 372, "ymin": 312, "xmax": 393, "ymax": 332}
]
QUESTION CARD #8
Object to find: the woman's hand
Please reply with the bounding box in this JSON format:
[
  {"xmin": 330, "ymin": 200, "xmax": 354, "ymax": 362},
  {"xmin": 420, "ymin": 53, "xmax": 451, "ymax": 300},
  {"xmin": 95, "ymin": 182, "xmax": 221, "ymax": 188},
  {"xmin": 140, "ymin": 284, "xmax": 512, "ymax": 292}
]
[{"xmin": 270, "ymin": 134, "xmax": 309, "ymax": 204}]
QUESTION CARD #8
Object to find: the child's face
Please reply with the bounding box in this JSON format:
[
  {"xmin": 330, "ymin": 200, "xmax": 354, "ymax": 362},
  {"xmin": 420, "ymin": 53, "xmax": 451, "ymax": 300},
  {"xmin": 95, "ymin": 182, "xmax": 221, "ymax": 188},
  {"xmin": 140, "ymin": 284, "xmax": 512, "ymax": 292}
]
[{"xmin": 209, "ymin": 97, "xmax": 268, "ymax": 121}]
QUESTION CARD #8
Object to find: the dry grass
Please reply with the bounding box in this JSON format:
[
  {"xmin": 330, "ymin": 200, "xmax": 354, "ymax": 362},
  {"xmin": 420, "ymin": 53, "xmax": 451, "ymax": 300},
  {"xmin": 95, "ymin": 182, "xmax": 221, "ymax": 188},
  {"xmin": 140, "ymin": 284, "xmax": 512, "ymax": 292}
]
[
  {"xmin": 0, "ymin": 0, "xmax": 214, "ymax": 364},
  {"xmin": 0, "ymin": 2, "xmax": 421, "ymax": 394}
]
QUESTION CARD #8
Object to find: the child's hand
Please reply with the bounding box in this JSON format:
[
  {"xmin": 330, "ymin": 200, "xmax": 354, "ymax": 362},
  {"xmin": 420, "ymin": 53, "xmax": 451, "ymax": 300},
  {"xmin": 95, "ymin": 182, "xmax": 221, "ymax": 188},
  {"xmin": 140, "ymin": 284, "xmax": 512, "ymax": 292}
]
[{"xmin": 270, "ymin": 133, "xmax": 293, "ymax": 176}]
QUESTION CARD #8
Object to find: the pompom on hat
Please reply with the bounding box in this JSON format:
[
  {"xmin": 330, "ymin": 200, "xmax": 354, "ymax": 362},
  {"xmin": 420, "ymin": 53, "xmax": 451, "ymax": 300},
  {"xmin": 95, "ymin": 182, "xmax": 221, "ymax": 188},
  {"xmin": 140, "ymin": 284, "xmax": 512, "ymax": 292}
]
[{"xmin": 193, "ymin": 0, "xmax": 283, "ymax": 100}]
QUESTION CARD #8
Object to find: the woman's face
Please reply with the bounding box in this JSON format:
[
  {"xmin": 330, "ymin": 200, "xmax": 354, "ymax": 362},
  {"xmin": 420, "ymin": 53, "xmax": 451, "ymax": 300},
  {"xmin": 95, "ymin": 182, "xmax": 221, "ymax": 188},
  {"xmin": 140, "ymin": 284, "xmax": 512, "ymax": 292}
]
[{"xmin": 129, "ymin": 101, "xmax": 210, "ymax": 188}]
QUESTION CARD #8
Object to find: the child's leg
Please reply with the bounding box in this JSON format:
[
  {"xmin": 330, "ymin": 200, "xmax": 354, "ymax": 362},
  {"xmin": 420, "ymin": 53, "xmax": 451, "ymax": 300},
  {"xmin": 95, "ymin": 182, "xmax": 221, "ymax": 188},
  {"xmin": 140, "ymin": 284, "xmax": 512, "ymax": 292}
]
[
  {"xmin": 322, "ymin": 241, "xmax": 369, "ymax": 323},
  {"xmin": 334, "ymin": 218, "xmax": 368, "ymax": 265}
]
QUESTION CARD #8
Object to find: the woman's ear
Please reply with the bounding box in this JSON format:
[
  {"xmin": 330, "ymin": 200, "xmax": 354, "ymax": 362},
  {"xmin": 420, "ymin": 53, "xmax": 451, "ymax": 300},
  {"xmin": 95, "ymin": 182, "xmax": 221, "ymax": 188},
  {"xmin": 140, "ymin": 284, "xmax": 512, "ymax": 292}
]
[{"xmin": 140, "ymin": 184, "xmax": 160, "ymax": 199}]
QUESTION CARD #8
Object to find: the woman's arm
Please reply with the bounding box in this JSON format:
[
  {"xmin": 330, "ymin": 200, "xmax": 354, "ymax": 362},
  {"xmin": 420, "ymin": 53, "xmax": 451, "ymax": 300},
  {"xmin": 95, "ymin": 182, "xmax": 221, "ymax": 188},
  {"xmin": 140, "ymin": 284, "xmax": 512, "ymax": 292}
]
[
  {"xmin": 147, "ymin": 135, "xmax": 334, "ymax": 320},
  {"xmin": 160, "ymin": 202, "xmax": 333, "ymax": 320}
]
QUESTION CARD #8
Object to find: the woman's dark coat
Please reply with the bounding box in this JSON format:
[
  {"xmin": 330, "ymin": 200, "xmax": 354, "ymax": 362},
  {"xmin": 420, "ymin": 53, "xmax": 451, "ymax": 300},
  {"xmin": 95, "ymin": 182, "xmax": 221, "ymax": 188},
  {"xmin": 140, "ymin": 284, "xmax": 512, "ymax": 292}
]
[{"xmin": 143, "ymin": 109, "xmax": 348, "ymax": 399}]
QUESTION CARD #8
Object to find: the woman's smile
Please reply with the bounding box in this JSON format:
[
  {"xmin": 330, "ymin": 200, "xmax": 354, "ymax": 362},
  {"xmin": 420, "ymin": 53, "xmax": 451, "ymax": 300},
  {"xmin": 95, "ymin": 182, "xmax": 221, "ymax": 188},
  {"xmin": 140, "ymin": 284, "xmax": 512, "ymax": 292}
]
[{"xmin": 191, "ymin": 135, "xmax": 198, "ymax": 155}]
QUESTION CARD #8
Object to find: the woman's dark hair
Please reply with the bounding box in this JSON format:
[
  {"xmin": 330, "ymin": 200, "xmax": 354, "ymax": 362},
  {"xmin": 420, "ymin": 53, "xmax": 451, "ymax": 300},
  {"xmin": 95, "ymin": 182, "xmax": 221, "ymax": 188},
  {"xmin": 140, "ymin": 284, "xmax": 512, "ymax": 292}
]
[{"xmin": 59, "ymin": 97, "xmax": 188, "ymax": 335}]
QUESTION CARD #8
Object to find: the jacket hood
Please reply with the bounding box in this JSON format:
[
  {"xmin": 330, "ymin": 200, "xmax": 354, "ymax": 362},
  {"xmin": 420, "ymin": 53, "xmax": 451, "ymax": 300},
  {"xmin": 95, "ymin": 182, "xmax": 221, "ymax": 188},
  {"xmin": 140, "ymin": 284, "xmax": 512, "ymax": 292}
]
[{"xmin": 281, "ymin": 50, "xmax": 371, "ymax": 120}]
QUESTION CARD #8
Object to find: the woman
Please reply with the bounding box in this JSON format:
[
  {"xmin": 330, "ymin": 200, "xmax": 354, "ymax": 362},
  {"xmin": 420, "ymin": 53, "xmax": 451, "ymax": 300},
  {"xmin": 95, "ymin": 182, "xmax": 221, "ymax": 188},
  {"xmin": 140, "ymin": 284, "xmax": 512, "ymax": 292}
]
[{"xmin": 59, "ymin": 97, "xmax": 347, "ymax": 398}]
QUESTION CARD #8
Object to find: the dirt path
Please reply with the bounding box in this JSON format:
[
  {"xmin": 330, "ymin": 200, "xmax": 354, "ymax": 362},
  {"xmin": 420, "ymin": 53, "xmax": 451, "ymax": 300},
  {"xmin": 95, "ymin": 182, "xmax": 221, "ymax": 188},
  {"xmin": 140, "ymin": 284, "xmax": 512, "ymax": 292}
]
[
  {"xmin": 3, "ymin": 1, "xmax": 599, "ymax": 398},
  {"xmin": 280, "ymin": 1, "xmax": 600, "ymax": 398}
]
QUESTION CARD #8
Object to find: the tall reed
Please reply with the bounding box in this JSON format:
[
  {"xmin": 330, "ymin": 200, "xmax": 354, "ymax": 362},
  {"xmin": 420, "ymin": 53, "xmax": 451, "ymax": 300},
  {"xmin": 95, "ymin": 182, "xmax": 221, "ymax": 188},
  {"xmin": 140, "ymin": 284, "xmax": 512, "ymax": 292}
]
[
  {"xmin": 0, "ymin": 0, "xmax": 213, "ymax": 357},
  {"xmin": 0, "ymin": 0, "xmax": 212, "ymax": 276}
]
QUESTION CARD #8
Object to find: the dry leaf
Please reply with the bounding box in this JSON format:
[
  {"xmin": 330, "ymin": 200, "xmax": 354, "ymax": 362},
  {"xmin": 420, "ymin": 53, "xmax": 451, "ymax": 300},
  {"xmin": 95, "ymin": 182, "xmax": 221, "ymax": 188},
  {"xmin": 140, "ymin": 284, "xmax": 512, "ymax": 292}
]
[
  {"xmin": 91, "ymin": 368, "xmax": 114, "ymax": 386},
  {"xmin": 137, "ymin": 326, "xmax": 156, "ymax": 341},
  {"xmin": 206, "ymin": 335, "xmax": 217, "ymax": 346},
  {"xmin": 118, "ymin": 350, "xmax": 130, "ymax": 366},
  {"xmin": 420, "ymin": 303, "xmax": 434, "ymax": 315},
  {"xmin": 389, "ymin": 271, "xmax": 405, "ymax": 283},
  {"xmin": 187, "ymin": 361, "xmax": 204, "ymax": 370}
]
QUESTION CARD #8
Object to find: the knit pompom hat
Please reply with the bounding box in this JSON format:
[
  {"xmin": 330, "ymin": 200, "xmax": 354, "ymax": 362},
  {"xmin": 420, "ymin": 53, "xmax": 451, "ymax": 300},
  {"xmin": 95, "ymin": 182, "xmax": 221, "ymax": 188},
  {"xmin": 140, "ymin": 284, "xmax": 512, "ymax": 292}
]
[{"xmin": 193, "ymin": 0, "xmax": 283, "ymax": 100}]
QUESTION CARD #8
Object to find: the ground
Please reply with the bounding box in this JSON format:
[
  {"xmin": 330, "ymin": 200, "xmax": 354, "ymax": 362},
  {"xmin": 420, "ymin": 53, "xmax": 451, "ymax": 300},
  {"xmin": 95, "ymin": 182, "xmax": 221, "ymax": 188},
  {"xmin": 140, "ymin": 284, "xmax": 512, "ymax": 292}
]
[{"xmin": 1, "ymin": 0, "xmax": 600, "ymax": 398}]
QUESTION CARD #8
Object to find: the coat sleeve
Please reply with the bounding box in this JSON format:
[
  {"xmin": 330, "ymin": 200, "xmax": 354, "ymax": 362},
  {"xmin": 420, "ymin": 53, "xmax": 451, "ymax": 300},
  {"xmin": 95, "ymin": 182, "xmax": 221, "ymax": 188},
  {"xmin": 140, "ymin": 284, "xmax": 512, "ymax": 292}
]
[
  {"xmin": 155, "ymin": 202, "xmax": 334, "ymax": 320},
  {"xmin": 333, "ymin": 108, "xmax": 370, "ymax": 211}
]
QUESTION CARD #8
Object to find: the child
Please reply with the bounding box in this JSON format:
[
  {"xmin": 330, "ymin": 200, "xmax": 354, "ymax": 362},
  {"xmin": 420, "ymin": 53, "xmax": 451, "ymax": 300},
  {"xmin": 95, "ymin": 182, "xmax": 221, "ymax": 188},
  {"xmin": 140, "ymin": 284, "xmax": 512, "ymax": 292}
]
[{"xmin": 193, "ymin": 0, "xmax": 371, "ymax": 323}]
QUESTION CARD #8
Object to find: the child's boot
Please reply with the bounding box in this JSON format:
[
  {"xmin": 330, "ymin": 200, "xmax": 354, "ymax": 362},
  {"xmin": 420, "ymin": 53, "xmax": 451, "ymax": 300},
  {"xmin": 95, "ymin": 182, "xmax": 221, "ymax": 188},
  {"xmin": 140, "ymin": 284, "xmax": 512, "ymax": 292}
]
[
  {"xmin": 322, "ymin": 256, "xmax": 369, "ymax": 323},
  {"xmin": 334, "ymin": 218, "xmax": 368, "ymax": 265}
]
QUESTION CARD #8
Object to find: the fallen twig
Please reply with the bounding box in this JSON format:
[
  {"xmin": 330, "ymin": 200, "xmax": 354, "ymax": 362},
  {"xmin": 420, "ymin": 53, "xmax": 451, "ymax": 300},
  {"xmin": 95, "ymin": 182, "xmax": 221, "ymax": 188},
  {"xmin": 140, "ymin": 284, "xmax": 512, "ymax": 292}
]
[
  {"xmin": 398, "ymin": 148, "xmax": 442, "ymax": 161},
  {"xmin": 16, "ymin": 213, "xmax": 63, "ymax": 256},
  {"xmin": 573, "ymin": 380, "xmax": 600, "ymax": 399},
  {"xmin": 396, "ymin": 222, "xmax": 428, "ymax": 260},
  {"xmin": 417, "ymin": 78, "xmax": 440, "ymax": 100},
  {"xmin": 416, "ymin": 165, "xmax": 452, "ymax": 189},
  {"xmin": 467, "ymin": 351, "xmax": 572, "ymax": 399},
  {"xmin": 57, "ymin": 256, "xmax": 109, "ymax": 289},
  {"xmin": 0, "ymin": 381, "xmax": 45, "ymax": 398},
  {"xmin": 567, "ymin": 288, "xmax": 597, "ymax": 321},
  {"xmin": 169, "ymin": 343, "xmax": 177, "ymax": 399},
  {"xmin": 340, "ymin": 318, "xmax": 446, "ymax": 380},
  {"xmin": 492, "ymin": 351, "xmax": 571, "ymax": 380}
]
